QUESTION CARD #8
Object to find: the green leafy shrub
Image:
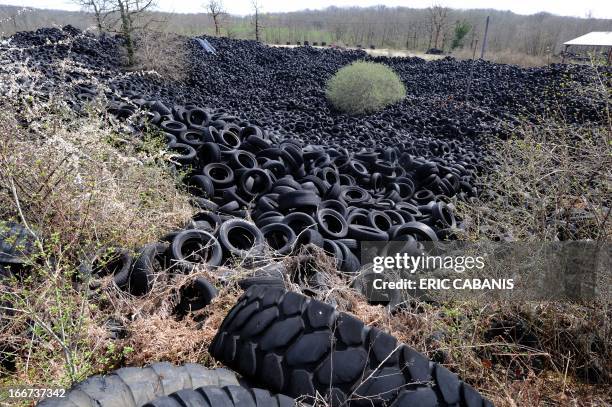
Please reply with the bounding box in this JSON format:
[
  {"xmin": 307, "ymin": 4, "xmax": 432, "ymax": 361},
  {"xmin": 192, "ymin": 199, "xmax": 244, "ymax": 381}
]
[{"xmin": 325, "ymin": 61, "xmax": 406, "ymax": 115}]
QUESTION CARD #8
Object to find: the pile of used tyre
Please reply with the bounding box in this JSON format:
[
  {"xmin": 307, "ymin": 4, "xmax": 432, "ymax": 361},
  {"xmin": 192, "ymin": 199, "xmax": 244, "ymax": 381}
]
[
  {"xmin": 92, "ymin": 97, "xmax": 477, "ymax": 300},
  {"xmin": 2, "ymin": 27, "xmax": 608, "ymax": 407},
  {"xmin": 184, "ymin": 36, "xmax": 609, "ymax": 150},
  {"xmin": 75, "ymin": 99, "xmax": 477, "ymax": 319}
]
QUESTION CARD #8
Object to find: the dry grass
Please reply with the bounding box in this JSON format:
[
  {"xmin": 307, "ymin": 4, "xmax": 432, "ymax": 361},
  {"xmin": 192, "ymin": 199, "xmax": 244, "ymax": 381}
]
[
  {"xmin": 444, "ymin": 69, "xmax": 612, "ymax": 405},
  {"xmin": 0, "ymin": 106, "xmax": 193, "ymax": 252},
  {"xmin": 458, "ymin": 104, "xmax": 611, "ymax": 242},
  {"xmin": 0, "ymin": 65, "xmax": 193, "ymax": 388},
  {"xmin": 452, "ymin": 48, "xmax": 560, "ymax": 67},
  {"xmin": 132, "ymin": 31, "xmax": 189, "ymax": 82}
]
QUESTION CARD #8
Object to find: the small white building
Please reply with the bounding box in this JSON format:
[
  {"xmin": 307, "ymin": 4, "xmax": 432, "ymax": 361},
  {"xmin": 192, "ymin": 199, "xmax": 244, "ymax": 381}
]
[{"xmin": 562, "ymin": 32, "xmax": 612, "ymax": 64}]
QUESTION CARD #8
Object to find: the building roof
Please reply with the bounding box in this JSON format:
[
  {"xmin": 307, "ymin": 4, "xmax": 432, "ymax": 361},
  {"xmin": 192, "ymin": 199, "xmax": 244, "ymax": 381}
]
[{"xmin": 564, "ymin": 32, "xmax": 612, "ymax": 46}]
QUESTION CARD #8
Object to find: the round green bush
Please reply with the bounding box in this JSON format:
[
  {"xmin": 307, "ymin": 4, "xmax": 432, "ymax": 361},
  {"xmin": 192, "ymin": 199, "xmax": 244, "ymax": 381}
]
[{"xmin": 325, "ymin": 61, "xmax": 406, "ymax": 115}]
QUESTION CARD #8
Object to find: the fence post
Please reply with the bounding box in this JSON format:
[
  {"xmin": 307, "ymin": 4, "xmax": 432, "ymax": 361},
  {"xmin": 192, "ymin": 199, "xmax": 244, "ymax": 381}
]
[{"xmin": 480, "ymin": 15, "xmax": 490, "ymax": 59}]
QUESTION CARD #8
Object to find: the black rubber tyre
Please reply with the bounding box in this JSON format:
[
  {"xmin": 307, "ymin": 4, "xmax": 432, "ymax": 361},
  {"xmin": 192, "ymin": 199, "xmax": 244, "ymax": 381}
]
[
  {"xmin": 239, "ymin": 168, "xmax": 272, "ymax": 198},
  {"xmin": 210, "ymin": 286, "xmax": 492, "ymax": 407},
  {"xmin": 336, "ymin": 238, "xmax": 358, "ymax": 251},
  {"xmin": 390, "ymin": 221, "xmax": 439, "ymax": 242},
  {"xmin": 86, "ymin": 247, "xmax": 133, "ymax": 289},
  {"xmin": 316, "ymin": 208, "xmax": 348, "ymax": 239},
  {"xmin": 281, "ymin": 213, "xmax": 317, "ymax": 235},
  {"xmin": 347, "ymin": 224, "xmax": 389, "ymax": 241},
  {"xmin": 218, "ymin": 219, "xmax": 265, "ymax": 258},
  {"xmin": 238, "ymin": 262, "xmax": 287, "ymax": 290},
  {"xmin": 171, "ymin": 230, "xmax": 223, "ymax": 268},
  {"xmin": 0, "ymin": 221, "xmax": 36, "ymax": 265},
  {"xmin": 278, "ymin": 190, "xmax": 321, "ymax": 212},
  {"xmin": 322, "ymin": 239, "xmax": 343, "ymax": 269},
  {"xmin": 261, "ymin": 223, "xmax": 295, "ymax": 255},
  {"xmin": 431, "ymin": 202, "xmax": 457, "ymax": 229},
  {"xmin": 160, "ymin": 120, "xmax": 187, "ymax": 135},
  {"xmin": 37, "ymin": 363, "xmax": 240, "ymax": 406},
  {"xmin": 178, "ymin": 129, "xmax": 209, "ymax": 148},
  {"xmin": 199, "ymin": 142, "xmax": 222, "ymax": 164},
  {"xmin": 203, "ymin": 163, "xmax": 235, "ymax": 187},
  {"xmin": 143, "ymin": 384, "xmax": 295, "ymax": 407},
  {"xmin": 176, "ymin": 277, "xmax": 218, "ymax": 313},
  {"xmin": 129, "ymin": 243, "xmax": 168, "ymax": 296},
  {"xmin": 336, "ymin": 241, "xmax": 360, "ymax": 274},
  {"xmin": 188, "ymin": 175, "xmax": 215, "ymax": 198},
  {"xmin": 168, "ymin": 143, "xmax": 197, "ymax": 166},
  {"xmin": 191, "ymin": 212, "xmax": 223, "ymax": 234},
  {"xmin": 294, "ymin": 229, "xmax": 324, "ymax": 250}
]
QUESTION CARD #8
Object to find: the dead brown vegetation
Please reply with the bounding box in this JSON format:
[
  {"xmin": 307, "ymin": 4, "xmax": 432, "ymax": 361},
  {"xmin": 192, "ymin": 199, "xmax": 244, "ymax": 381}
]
[{"xmin": 133, "ymin": 31, "xmax": 188, "ymax": 81}]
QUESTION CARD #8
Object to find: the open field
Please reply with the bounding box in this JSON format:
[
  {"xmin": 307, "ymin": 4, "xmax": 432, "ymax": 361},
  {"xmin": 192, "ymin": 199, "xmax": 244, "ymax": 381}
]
[{"xmin": 0, "ymin": 26, "xmax": 610, "ymax": 407}]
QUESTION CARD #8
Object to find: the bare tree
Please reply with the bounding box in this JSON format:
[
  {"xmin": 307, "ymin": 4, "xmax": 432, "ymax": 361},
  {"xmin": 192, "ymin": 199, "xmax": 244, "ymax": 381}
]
[
  {"xmin": 428, "ymin": 4, "xmax": 448, "ymax": 50},
  {"xmin": 9, "ymin": 9, "xmax": 18, "ymax": 32},
  {"xmin": 205, "ymin": 0, "xmax": 225, "ymax": 36},
  {"xmin": 72, "ymin": 0, "xmax": 112, "ymax": 32},
  {"xmin": 113, "ymin": 0, "xmax": 157, "ymax": 66},
  {"xmin": 330, "ymin": 20, "xmax": 345, "ymax": 43},
  {"xmin": 251, "ymin": 0, "xmax": 262, "ymax": 42}
]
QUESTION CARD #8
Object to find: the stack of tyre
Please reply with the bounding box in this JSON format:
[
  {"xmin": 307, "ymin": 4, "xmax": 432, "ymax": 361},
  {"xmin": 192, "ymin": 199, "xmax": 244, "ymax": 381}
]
[
  {"xmin": 95, "ymin": 98, "xmax": 478, "ymax": 299},
  {"xmin": 39, "ymin": 286, "xmax": 493, "ymax": 406}
]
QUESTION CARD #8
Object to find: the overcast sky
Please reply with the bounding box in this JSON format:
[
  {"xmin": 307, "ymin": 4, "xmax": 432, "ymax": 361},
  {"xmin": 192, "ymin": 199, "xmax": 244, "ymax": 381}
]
[{"xmin": 1, "ymin": 0, "xmax": 611, "ymax": 19}]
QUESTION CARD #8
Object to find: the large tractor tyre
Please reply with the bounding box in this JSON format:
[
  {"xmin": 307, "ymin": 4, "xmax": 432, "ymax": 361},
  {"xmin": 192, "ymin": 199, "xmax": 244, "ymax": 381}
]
[
  {"xmin": 37, "ymin": 363, "xmax": 239, "ymax": 407},
  {"xmin": 210, "ymin": 286, "xmax": 493, "ymax": 407},
  {"xmin": 143, "ymin": 384, "xmax": 294, "ymax": 407}
]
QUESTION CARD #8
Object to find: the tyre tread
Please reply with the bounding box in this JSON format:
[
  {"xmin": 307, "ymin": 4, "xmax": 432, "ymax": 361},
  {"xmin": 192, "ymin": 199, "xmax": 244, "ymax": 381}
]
[{"xmin": 210, "ymin": 286, "xmax": 492, "ymax": 406}]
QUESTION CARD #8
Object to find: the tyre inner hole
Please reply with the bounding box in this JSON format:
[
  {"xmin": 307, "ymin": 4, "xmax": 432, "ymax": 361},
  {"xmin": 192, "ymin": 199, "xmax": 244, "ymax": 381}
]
[
  {"xmin": 373, "ymin": 214, "xmax": 391, "ymax": 231},
  {"xmin": 185, "ymin": 132, "xmax": 202, "ymax": 142},
  {"xmin": 354, "ymin": 162, "xmax": 367, "ymax": 173},
  {"xmin": 415, "ymin": 190, "xmax": 431, "ymax": 199},
  {"xmin": 323, "ymin": 214, "xmax": 343, "ymax": 233},
  {"xmin": 324, "ymin": 171, "xmax": 338, "ymax": 184},
  {"xmin": 190, "ymin": 111, "xmax": 206, "ymax": 125},
  {"xmin": 350, "ymin": 214, "xmax": 368, "ymax": 226},
  {"xmin": 166, "ymin": 122, "xmax": 182, "ymax": 129},
  {"xmin": 181, "ymin": 283, "xmax": 200, "ymax": 302},
  {"xmin": 223, "ymin": 132, "xmax": 239, "ymax": 146},
  {"xmin": 265, "ymin": 230, "xmax": 288, "ymax": 250},
  {"xmin": 209, "ymin": 167, "xmax": 229, "ymax": 180},
  {"xmin": 228, "ymin": 227, "xmax": 256, "ymax": 250},
  {"xmin": 245, "ymin": 174, "xmax": 268, "ymax": 193},
  {"xmin": 346, "ymin": 189, "xmax": 364, "ymax": 200},
  {"xmin": 94, "ymin": 254, "xmax": 123, "ymax": 276},
  {"xmin": 238, "ymin": 154, "xmax": 256, "ymax": 168},
  {"xmin": 182, "ymin": 239, "xmax": 213, "ymax": 262}
]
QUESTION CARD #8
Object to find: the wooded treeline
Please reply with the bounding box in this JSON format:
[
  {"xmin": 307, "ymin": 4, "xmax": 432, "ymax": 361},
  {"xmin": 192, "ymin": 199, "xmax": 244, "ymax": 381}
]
[
  {"xmin": 252, "ymin": 7, "xmax": 611, "ymax": 55},
  {"xmin": 1, "ymin": 4, "xmax": 610, "ymax": 56}
]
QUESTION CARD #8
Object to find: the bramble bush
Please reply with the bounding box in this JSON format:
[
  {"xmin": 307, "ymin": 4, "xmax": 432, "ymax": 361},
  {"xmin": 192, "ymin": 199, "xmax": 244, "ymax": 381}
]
[{"xmin": 325, "ymin": 61, "xmax": 406, "ymax": 115}]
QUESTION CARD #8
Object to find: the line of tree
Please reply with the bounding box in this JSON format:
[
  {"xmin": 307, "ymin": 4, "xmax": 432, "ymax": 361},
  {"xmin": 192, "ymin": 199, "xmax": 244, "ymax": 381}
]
[{"xmin": 1, "ymin": 3, "xmax": 610, "ymax": 57}]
